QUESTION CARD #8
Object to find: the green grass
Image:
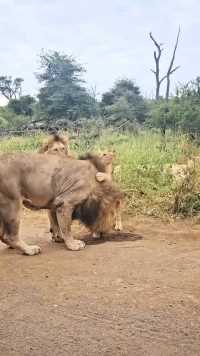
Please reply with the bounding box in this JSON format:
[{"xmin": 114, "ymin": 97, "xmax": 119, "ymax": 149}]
[
  {"xmin": 0, "ymin": 130, "xmax": 199, "ymax": 217},
  {"xmin": 0, "ymin": 132, "xmax": 46, "ymax": 153}
]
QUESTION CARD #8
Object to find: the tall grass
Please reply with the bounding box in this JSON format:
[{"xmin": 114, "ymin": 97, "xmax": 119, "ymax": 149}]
[
  {"xmin": 0, "ymin": 130, "xmax": 199, "ymax": 217},
  {"xmin": 92, "ymin": 131, "xmax": 199, "ymax": 217},
  {"xmin": 0, "ymin": 132, "xmax": 46, "ymax": 153}
]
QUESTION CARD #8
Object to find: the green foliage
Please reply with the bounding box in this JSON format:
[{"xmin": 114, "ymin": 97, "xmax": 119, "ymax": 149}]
[
  {"xmin": 36, "ymin": 50, "xmax": 96, "ymax": 121},
  {"xmin": 0, "ymin": 132, "xmax": 46, "ymax": 152},
  {"xmin": 101, "ymin": 79, "xmax": 147, "ymax": 127},
  {"xmin": 148, "ymin": 77, "xmax": 200, "ymax": 135},
  {"xmin": 0, "ymin": 106, "xmax": 29, "ymax": 129},
  {"xmin": 0, "ymin": 116, "xmax": 8, "ymax": 128},
  {"xmin": 8, "ymin": 95, "xmax": 36, "ymax": 116},
  {"xmin": 0, "ymin": 76, "xmax": 23, "ymax": 100},
  {"xmin": 174, "ymin": 77, "xmax": 200, "ymax": 133},
  {"xmin": 147, "ymin": 100, "xmax": 177, "ymax": 135}
]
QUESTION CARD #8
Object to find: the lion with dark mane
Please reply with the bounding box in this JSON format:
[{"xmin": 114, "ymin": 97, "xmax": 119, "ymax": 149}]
[{"xmin": 0, "ymin": 152, "xmax": 123, "ymax": 255}]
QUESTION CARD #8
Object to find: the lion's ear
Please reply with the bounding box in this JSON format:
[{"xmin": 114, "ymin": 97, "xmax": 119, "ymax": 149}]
[
  {"xmin": 62, "ymin": 135, "xmax": 69, "ymax": 146},
  {"xmin": 38, "ymin": 143, "xmax": 49, "ymax": 153}
]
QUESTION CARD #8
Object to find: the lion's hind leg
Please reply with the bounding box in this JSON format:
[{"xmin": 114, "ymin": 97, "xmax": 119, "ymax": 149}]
[
  {"xmin": 0, "ymin": 199, "xmax": 41, "ymax": 255},
  {"xmin": 48, "ymin": 210, "xmax": 64, "ymax": 243}
]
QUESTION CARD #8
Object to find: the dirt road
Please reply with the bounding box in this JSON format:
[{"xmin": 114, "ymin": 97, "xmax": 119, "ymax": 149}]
[{"xmin": 1, "ymin": 211, "xmax": 200, "ymax": 356}]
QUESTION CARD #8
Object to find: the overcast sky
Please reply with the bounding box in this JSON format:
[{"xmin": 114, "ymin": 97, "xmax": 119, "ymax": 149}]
[{"xmin": 0, "ymin": 0, "xmax": 200, "ymax": 104}]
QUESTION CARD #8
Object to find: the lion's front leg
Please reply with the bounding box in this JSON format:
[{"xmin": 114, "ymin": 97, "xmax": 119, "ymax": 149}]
[
  {"xmin": 114, "ymin": 203, "xmax": 123, "ymax": 231},
  {"xmin": 114, "ymin": 213, "xmax": 123, "ymax": 231},
  {"xmin": 56, "ymin": 205, "xmax": 85, "ymax": 251}
]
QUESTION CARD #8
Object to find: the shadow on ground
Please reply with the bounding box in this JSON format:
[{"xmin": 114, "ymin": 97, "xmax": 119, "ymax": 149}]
[{"xmin": 82, "ymin": 231, "xmax": 143, "ymax": 245}]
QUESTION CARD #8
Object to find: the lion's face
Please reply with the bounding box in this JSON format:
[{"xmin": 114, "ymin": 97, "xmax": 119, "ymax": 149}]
[
  {"xmin": 74, "ymin": 189, "xmax": 123, "ymax": 234},
  {"xmin": 38, "ymin": 133, "xmax": 69, "ymax": 156},
  {"xmin": 99, "ymin": 151, "xmax": 116, "ymax": 177},
  {"xmin": 99, "ymin": 152, "xmax": 115, "ymax": 167},
  {"xmin": 46, "ymin": 141, "xmax": 66, "ymax": 156}
]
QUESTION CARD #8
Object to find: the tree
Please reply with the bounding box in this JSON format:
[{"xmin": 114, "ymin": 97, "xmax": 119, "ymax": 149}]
[
  {"xmin": 149, "ymin": 28, "xmax": 180, "ymax": 100},
  {"xmin": 165, "ymin": 27, "xmax": 181, "ymax": 101},
  {"xmin": 176, "ymin": 77, "xmax": 200, "ymax": 100},
  {"xmin": 148, "ymin": 78, "xmax": 200, "ymax": 135},
  {"xmin": 0, "ymin": 106, "xmax": 29, "ymax": 129},
  {"xmin": 36, "ymin": 50, "xmax": 95, "ymax": 120},
  {"xmin": 149, "ymin": 33, "xmax": 166, "ymax": 100},
  {"xmin": 8, "ymin": 95, "xmax": 36, "ymax": 116},
  {"xmin": 173, "ymin": 78, "xmax": 200, "ymax": 133},
  {"xmin": 101, "ymin": 79, "xmax": 147, "ymax": 126},
  {"xmin": 0, "ymin": 76, "xmax": 23, "ymax": 100},
  {"xmin": 147, "ymin": 100, "xmax": 175, "ymax": 135}
]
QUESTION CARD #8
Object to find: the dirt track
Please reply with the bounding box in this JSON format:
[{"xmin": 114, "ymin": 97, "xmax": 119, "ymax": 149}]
[{"xmin": 1, "ymin": 211, "xmax": 200, "ymax": 356}]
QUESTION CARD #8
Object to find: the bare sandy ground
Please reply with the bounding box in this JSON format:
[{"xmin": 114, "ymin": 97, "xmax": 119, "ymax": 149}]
[{"xmin": 1, "ymin": 211, "xmax": 200, "ymax": 356}]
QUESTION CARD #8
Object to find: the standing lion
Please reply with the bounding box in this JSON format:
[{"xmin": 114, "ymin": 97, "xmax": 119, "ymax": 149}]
[{"xmin": 0, "ymin": 153, "xmax": 123, "ymax": 255}]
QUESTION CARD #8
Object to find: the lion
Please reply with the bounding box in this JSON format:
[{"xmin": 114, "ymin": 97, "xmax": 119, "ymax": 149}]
[
  {"xmin": 80, "ymin": 152, "xmax": 123, "ymax": 232},
  {"xmin": 38, "ymin": 132, "xmax": 71, "ymax": 157},
  {"xmin": 163, "ymin": 160, "xmax": 195, "ymax": 184},
  {"xmin": 0, "ymin": 153, "xmax": 123, "ymax": 255},
  {"xmin": 37, "ymin": 134, "xmax": 123, "ymax": 236}
]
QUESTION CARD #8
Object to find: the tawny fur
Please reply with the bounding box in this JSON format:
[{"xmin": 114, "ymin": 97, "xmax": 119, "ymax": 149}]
[
  {"xmin": 0, "ymin": 153, "xmax": 124, "ymax": 255},
  {"xmin": 38, "ymin": 132, "xmax": 71, "ymax": 156}
]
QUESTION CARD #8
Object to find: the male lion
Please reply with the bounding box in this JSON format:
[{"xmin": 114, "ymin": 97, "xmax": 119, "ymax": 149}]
[
  {"xmin": 0, "ymin": 153, "xmax": 123, "ymax": 255},
  {"xmin": 80, "ymin": 152, "xmax": 123, "ymax": 232}
]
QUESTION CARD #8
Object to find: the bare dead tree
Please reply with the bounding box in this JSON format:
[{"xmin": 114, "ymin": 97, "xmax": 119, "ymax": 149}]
[
  {"xmin": 149, "ymin": 28, "xmax": 181, "ymax": 101},
  {"xmin": 165, "ymin": 27, "xmax": 181, "ymax": 101},
  {"xmin": 149, "ymin": 33, "xmax": 167, "ymax": 100}
]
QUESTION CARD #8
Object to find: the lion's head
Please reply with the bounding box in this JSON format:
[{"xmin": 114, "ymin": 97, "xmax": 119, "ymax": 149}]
[
  {"xmin": 72, "ymin": 183, "xmax": 123, "ymax": 234},
  {"xmin": 73, "ymin": 153, "xmax": 124, "ymax": 234},
  {"xmin": 38, "ymin": 133, "xmax": 69, "ymax": 156},
  {"xmin": 79, "ymin": 152, "xmax": 115, "ymax": 175}
]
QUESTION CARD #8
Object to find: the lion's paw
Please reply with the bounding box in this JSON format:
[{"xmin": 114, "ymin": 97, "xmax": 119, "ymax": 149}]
[
  {"xmin": 24, "ymin": 245, "xmax": 41, "ymax": 256},
  {"xmin": 114, "ymin": 222, "xmax": 122, "ymax": 231},
  {"xmin": 96, "ymin": 172, "xmax": 107, "ymax": 182},
  {"xmin": 66, "ymin": 239, "xmax": 85, "ymax": 251},
  {"xmin": 92, "ymin": 232, "xmax": 102, "ymax": 239},
  {"xmin": 52, "ymin": 235, "xmax": 64, "ymax": 243}
]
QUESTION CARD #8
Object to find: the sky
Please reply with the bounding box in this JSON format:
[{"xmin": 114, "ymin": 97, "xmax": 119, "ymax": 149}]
[{"xmin": 0, "ymin": 0, "xmax": 200, "ymax": 104}]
